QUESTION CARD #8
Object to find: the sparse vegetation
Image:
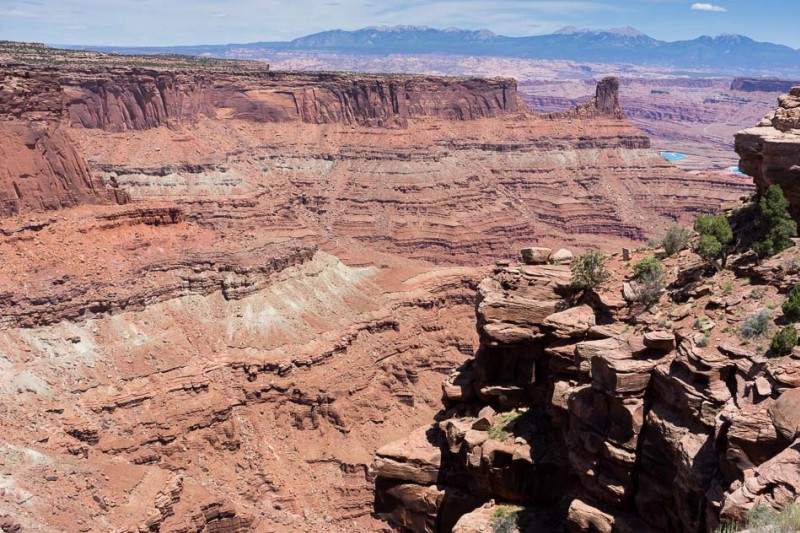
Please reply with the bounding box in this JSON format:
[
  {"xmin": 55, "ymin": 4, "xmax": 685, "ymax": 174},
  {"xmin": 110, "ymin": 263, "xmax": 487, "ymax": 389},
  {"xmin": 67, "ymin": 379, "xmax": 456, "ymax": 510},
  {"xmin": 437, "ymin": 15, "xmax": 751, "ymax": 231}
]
[
  {"xmin": 749, "ymin": 287, "xmax": 765, "ymax": 300},
  {"xmin": 694, "ymin": 214, "xmax": 734, "ymax": 271},
  {"xmin": 570, "ymin": 250, "xmax": 609, "ymax": 291},
  {"xmin": 491, "ymin": 506, "xmax": 522, "ymax": 533},
  {"xmin": 487, "ymin": 411, "xmax": 523, "ymax": 441},
  {"xmin": 753, "ymin": 184, "xmax": 797, "ymax": 258},
  {"xmin": 721, "ymin": 281, "xmax": 733, "ymax": 296},
  {"xmin": 770, "ymin": 326, "xmax": 797, "ymax": 356},
  {"xmin": 696, "ymin": 333, "xmax": 710, "ymax": 347},
  {"xmin": 662, "ymin": 225, "xmax": 693, "ymax": 256},
  {"xmin": 631, "ymin": 255, "xmax": 666, "ymax": 306},
  {"xmin": 716, "ymin": 503, "xmax": 800, "ymax": 533},
  {"xmin": 782, "ymin": 285, "xmax": 800, "ymax": 323},
  {"xmin": 740, "ymin": 308, "xmax": 772, "ymax": 339}
]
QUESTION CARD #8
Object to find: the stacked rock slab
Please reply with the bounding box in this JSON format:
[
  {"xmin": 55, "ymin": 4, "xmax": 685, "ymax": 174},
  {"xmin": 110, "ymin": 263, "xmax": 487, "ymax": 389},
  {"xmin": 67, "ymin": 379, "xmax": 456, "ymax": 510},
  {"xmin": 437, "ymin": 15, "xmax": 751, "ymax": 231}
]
[{"xmin": 372, "ymin": 246, "xmax": 800, "ymax": 532}]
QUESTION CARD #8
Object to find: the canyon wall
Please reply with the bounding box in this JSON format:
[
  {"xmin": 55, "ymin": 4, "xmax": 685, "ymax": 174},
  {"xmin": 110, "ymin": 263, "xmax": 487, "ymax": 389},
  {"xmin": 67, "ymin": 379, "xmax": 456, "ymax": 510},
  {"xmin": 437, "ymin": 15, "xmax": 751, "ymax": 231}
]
[
  {"xmin": 62, "ymin": 69, "xmax": 519, "ymax": 131},
  {"xmin": 0, "ymin": 69, "xmax": 123, "ymax": 215}
]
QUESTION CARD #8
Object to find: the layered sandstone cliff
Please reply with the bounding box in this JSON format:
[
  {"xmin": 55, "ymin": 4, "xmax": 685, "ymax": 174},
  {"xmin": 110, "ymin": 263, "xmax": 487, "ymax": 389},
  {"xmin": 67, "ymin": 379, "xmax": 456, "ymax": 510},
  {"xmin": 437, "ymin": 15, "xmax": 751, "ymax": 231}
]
[
  {"xmin": 736, "ymin": 87, "xmax": 800, "ymax": 218},
  {"xmin": 0, "ymin": 69, "xmax": 123, "ymax": 215},
  {"xmin": 373, "ymin": 240, "xmax": 800, "ymax": 532},
  {"xmin": 61, "ymin": 68, "xmax": 519, "ymax": 131}
]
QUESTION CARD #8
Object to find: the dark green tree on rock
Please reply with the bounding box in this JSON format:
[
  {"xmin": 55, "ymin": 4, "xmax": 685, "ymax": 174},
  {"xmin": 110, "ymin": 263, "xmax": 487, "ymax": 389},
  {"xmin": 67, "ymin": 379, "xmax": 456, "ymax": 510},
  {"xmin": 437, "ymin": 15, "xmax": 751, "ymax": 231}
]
[
  {"xmin": 753, "ymin": 184, "xmax": 797, "ymax": 258},
  {"xmin": 694, "ymin": 214, "xmax": 733, "ymax": 271}
]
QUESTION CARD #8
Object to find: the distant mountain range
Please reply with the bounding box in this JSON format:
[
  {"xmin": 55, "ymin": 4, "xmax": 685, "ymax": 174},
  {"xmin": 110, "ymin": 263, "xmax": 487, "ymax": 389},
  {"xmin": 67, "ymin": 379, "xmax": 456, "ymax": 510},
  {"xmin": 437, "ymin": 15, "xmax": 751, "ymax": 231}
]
[{"xmin": 65, "ymin": 25, "xmax": 800, "ymax": 75}]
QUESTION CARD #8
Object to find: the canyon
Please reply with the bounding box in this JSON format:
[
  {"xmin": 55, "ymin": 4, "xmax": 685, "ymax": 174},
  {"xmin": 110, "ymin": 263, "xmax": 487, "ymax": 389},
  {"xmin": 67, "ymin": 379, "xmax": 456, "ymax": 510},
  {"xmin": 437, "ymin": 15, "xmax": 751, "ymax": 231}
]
[{"xmin": 0, "ymin": 43, "xmax": 757, "ymax": 532}]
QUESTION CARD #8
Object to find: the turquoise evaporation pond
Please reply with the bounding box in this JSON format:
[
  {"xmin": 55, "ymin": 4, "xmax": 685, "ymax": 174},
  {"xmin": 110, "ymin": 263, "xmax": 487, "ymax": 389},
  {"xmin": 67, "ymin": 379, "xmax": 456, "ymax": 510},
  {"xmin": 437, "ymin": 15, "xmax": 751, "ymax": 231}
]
[
  {"xmin": 729, "ymin": 167, "xmax": 745, "ymax": 175},
  {"xmin": 660, "ymin": 151, "xmax": 688, "ymax": 162}
]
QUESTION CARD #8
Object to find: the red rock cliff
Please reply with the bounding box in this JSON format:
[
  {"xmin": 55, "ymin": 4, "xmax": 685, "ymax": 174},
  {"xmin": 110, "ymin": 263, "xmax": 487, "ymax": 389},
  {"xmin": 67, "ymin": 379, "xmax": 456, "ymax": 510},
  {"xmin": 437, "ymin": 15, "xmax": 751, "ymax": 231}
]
[
  {"xmin": 62, "ymin": 69, "xmax": 520, "ymax": 130},
  {"xmin": 0, "ymin": 69, "xmax": 122, "ymax": 215}
]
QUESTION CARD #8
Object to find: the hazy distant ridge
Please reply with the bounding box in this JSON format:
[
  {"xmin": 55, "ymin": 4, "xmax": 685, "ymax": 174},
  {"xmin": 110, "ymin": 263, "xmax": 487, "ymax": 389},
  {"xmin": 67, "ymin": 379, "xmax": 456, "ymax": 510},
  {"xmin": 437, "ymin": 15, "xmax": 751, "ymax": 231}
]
[{"xmin": 65, "ymin": 25, "xmax": 800, "ymax": 75}]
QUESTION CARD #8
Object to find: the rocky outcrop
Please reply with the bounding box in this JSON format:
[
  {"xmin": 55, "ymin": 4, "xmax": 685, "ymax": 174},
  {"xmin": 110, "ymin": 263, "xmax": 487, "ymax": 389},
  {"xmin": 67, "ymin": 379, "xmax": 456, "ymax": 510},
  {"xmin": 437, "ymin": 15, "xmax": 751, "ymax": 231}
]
[
  {"xmin": 549, "ymin": 76, "xmax": 624, "ymax": 120},
  {"xmin": 0, "ymin": 69, "xmax": 124, "ymax": 215},
  {"xmin": 372, "ymin": 241, "xmax": 800, "ymax": 532},
  {"xmin": 736, "ymin": 87, "xmax": 800, "ymax": 217},
  {"xmin": 731, "ymin": 78, "xmax": 800, "ymax": 93}
]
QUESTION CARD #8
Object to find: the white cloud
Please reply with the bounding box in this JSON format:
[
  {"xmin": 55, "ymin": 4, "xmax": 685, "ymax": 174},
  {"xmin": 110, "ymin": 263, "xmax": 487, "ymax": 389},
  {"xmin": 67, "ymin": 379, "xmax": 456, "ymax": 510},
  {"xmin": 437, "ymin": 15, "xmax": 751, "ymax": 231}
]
[{"xmin": 691, "ymin": 3, "xmax": 727, "ymax": 12}]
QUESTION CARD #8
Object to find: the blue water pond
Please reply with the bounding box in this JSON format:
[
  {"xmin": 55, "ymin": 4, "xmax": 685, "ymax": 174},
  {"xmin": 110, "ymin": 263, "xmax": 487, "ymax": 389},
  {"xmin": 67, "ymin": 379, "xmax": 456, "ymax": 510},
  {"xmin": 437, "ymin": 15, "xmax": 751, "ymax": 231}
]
[{"xmin": 660, "ymin": 152, "xmax": 688, "ymax": 162}]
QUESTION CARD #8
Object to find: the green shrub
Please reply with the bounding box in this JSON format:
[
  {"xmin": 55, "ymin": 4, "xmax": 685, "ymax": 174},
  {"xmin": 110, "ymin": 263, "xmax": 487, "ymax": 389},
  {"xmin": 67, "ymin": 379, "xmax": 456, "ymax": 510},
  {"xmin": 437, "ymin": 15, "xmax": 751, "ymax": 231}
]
[
  {"xmin": 662, "ymin": 225, "xmax": 693, "ymax": 256},
  {"xmin": 487, "ymin": 411, "xmax": 522, "ymax": 441},
  {"xmin": 696, "ymin": 333, "xmax": 710, "ymax": 347},
  {"xmin": 694, "ymin": 215, "xmax": 733, "ymax": 270},
  {"xmin": 770, "ymin": 326, "xmax": 797, "ymax": 356},
  {"xmin": 491, "ymin": 506, "xmax": 521, "ymax": 533},
  {"xmin": 721, "ymin": 282, "xmax": 733, "ymax": 296},
  {"xmin": 571, "ymin": 250, "xmax": 609, "ymax": 291},
  {"xmin": 633, "ymin": 255, "xmax": 661, "ymax": 278},
  {"xmin": 740, "ymin": 308, "xmax": 772, "ymax": 339},
  {"xmin": 753, "ymin": 184, "xmax": 797, "ymax": 258},
  {"xmin": 631, "ymin": 256, "xmax": 666, "ymax": 306},
  {"xmin": 783, "ymin": 284, "xmax": 800, "ymax": 323}
]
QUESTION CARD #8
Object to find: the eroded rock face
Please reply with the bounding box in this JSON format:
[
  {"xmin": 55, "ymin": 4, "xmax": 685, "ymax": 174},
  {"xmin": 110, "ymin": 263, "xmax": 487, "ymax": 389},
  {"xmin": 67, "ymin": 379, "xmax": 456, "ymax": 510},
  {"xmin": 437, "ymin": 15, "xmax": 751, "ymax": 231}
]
[
  {"xmin": 372, "ymin": 244, "xmax": 800, "ymax": 532},
  {"xmin": 63, "ymin": 69, "xmax": 519, "ymax": 131},
  {"xmin": 736, "ymin": 87, "xmax": 800, "ymax": 217},
  {"xmin": 0, "ymin": 70, "xmax": 124, "ymax": 215}
]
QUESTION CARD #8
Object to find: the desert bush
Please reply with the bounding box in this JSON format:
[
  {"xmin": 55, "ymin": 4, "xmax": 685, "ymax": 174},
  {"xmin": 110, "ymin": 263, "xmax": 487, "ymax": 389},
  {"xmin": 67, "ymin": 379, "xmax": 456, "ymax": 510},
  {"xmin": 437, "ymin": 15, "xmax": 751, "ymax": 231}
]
[
  {"xmin": 491, "ymin": 506, "xmax": 521, "ymax": 533},
  {"xmin": 782, "ymin": 284, "xmax": 800, "ymax": 323},
  {"xmin": 632, "ymin": 256, "xmax": 666, "ymax": 306},
  {"xmin": 740, "ymin": 308, "xmax": 772, "ymax": 339},
  {"xmin": 716, "ymin": 503, "xmax": 800, "ymax": 533},
  {"xmin": 721, "ymin": 281, "xmax": 733, "ymax": 296},
  {"xmin": 662, "ymin": 225, "xmax": 693, "ymax": 256},
  {"xmin": 770, "ymin": 326, "xmax": 797, "ymax": 356},
  {"xmin": 753, "ymin": 184, "xmax": 797, "ymax": 258},
  {"xmin": 696, "ymin": 333, "xmax": 710, "ymax": 347},
  {"xmin": 571, "ymin": 250, "xmax": 609, "ymax": 291},
  {"xmin": 694, "ymin": 214, "xmax": 733, "ymax": 270},
  {"xmin": 633, "ymin": 255, "xmax": 661, "ymax": 278},
  {"xmin": 487, "ymin": 411, "xmax": 522, "ymax": 441}
]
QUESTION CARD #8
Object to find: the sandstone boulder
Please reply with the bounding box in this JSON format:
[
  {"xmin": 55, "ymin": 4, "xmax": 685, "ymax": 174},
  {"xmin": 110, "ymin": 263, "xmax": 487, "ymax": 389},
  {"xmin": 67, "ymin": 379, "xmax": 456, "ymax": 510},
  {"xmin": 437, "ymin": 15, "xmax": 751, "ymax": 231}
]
[
  {"xmin": 770, "ymin": 388, "xmax": 800, "ymax": 440},
  {"xmin": 373, "ymin": 426, "xmax": 442, "ymax": 484},
  {"xmin": 551, "ymin": 248, "xmax": 574, "ymax": 265},
  {"xmin": 543, "ymin": 305, "xmax": 596, "ymax": 339},
  {"xmin": 643, "ymin": 330, "xmax": 676, "ymax": 351},
  {"xmin": 520, "ymin": 247, "xmax": 552, "ymax": 265}
]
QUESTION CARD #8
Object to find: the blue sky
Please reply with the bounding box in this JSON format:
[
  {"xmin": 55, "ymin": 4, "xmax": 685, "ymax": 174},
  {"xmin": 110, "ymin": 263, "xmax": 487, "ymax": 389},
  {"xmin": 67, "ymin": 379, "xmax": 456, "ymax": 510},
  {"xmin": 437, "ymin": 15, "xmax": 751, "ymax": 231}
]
[{"xmin": 1, "ymin": 0, "xmax": 798, "ymax": 48}]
